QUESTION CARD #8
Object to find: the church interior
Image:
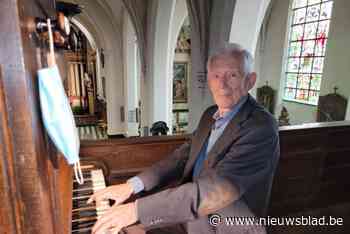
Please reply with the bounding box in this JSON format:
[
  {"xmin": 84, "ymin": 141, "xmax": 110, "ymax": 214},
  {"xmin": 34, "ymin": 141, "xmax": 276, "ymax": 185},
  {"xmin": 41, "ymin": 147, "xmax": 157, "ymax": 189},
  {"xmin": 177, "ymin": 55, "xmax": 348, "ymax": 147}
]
[{"xmin": 1, "ymin": 0, "xmax": 350, "ymax": 233}]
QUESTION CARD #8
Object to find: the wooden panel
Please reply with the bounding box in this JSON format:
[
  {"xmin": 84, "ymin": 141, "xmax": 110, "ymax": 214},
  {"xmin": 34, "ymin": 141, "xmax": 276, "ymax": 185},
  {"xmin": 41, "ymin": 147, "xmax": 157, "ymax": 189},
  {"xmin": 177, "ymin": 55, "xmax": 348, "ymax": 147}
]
[
  {"xmin": 324, "ymin": 149, "xmax": 350, "ymax": 167},
  {"xmin": 279, "ymin": 132, "xmax": 325, "ymax": 155},
  {"xmin": 0, "ymin": 66, "xmax": 22, "ymax": 234},
  {"xmin": 310, "ymin": 180, "xmax": 350, "ymax": 208},
  {"xmin": 80, "ymin": 135, "xmax": 190, "ymax": 185},
  {"xmin": 269, "ymin": 123, "xmax": 350, "ymax": 233},
  {"xmin": 268, "ymin": 196, "xmax": 313, "ymax": 216},
  {"xmin": 270, "ymin": 176, "xmax": 316, "ymax": 202},
  {"xmin": 327, "ymin": 128, "xmax": 350, "ymax": 149},
  {"xmin": 52, "ymin": 157, "xmax": 73, "ymax": 234},
  {"xmin": 275, "ymin": 151, "xmax": 323, "ymax": 178},
  {"xmin": 321, "ymin": 165, "xmax": 350, "ymax": 181},
  {"xmin": 269, "ymin": 123, "xmax": 350, "ymax": 234}
]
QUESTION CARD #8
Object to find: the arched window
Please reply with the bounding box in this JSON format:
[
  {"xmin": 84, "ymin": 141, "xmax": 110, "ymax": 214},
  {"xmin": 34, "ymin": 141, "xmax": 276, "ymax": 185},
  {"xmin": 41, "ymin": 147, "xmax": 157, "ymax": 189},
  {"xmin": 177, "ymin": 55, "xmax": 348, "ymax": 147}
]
[{"xmin": 283, "ymin": 0, "xmax": 333, "ymax": 105}]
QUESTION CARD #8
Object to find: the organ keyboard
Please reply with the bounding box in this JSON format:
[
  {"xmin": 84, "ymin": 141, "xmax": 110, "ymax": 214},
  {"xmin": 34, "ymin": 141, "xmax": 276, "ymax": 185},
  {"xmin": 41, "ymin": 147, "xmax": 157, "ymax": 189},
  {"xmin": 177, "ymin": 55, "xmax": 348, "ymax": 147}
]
[{"xmin": 72, "ymin": 164, "xmax": 110, "ymax": 233}]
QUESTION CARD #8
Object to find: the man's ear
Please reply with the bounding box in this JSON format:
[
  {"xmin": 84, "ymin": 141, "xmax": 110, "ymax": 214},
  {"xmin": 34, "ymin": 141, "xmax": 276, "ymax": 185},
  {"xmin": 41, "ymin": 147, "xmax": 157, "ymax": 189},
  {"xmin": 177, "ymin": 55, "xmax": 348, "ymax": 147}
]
[{"xmin": 245, "ymin": 72, "xmax": 257, "ymax": 91}]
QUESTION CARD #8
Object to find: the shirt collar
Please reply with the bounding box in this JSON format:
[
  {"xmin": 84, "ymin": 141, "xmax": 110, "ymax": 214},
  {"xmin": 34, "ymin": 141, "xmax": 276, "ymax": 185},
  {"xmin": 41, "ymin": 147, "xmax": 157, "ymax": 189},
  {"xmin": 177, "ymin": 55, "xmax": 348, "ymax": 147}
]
[{"xmin": 212, "ymin": 95, "xmax": 248, "ymax": 129}]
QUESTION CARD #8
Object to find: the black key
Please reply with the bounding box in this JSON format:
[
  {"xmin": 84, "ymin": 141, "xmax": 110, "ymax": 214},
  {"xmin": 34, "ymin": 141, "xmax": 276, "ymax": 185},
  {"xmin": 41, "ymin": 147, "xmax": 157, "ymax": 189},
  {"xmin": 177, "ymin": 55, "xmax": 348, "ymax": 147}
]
[
  {"xmin": 72, "ymin": 219, "xmax": 96, "ymax": 230},
  {"xmin": 73, "ymin": 189, "xmax": 93, "ymax": 197},
  {"xmin": 73, "ymin": 181, "xmax": 93, "ymax": 190},
  {"xmin": 72, "ymin": 209, "xmax": 97, "ymax": 220}
]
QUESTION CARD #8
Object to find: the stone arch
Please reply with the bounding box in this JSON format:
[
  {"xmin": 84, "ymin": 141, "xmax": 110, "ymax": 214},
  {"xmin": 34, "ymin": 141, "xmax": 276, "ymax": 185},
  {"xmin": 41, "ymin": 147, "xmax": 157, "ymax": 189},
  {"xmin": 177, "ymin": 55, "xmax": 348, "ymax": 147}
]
[
  {"xmin": 146, "ymin": 0, "xmax": 188, "ymax": 132},
  {"xmin": 229, "ymin": 0, "xmax": 272, "ymax": 55}
]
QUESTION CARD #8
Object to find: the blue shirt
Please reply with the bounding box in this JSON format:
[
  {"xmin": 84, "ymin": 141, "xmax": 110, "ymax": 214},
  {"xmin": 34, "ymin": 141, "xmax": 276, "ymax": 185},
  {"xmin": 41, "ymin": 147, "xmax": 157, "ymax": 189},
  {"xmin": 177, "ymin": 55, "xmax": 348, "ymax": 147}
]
[{"xmin": 128, "ymin": 96, "xmax": 248, "ymax": 193}]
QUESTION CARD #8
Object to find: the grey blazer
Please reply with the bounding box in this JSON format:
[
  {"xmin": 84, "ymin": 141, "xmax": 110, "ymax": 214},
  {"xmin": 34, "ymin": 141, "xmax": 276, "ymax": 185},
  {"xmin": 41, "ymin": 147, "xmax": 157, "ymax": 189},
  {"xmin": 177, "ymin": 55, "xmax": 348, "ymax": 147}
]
[{"xmin": 136, "ymin": 95, "xmax": 280, "ymax": 234}]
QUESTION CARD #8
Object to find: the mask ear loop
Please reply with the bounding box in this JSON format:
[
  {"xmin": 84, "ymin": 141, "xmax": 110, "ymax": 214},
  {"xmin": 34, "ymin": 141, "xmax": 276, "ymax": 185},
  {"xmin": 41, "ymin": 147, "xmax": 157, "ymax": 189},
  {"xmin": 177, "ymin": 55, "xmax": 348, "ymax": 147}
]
[
  {"xmin": 47, "ymin": 18, "xmax": 84, "ymax": 185},
  {"xmin": 47, "ymin": 19, "xmax": 56, "ymax": 67},
  {"xmin": 74, "ymin": 161, "xmax": 84, "ymax": 185}
]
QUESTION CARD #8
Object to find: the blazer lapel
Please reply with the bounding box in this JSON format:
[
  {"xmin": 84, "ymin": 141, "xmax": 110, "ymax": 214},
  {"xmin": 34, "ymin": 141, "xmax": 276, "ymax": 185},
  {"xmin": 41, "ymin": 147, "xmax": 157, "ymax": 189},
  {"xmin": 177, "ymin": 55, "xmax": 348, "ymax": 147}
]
[
  {"xmin": 181, "ymin": 95, "xmax": 257, "ymax": 180},
  {"xmin": 205, "ymin": 95, "xmax": 256, "ymax": 167},
  {"xmin": 182, "ymin": 107, "xmax": 216, "ymax": 179}
]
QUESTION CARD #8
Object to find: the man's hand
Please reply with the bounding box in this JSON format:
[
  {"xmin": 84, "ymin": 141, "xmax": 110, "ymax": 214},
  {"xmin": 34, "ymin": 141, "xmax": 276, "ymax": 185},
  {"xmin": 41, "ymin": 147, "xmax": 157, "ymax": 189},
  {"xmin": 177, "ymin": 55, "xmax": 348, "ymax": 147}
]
[
  {"xmin": 87, "ymin": 182, "xmax": 134, "ymax": 206},
  {"xmin": 92, "ymin": 202, "xmax": 138, "ymax": 234}
]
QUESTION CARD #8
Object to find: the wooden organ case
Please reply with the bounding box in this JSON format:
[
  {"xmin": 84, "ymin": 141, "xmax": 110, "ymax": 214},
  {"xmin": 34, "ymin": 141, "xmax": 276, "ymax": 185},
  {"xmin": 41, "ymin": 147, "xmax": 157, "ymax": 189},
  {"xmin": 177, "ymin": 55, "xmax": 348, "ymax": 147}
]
[
  {"xmin": 1, "ymin": 1, "xmax": 350, "ymax": 234},
  {"xmin": 0, "ymin": 1, "xmax": 75, "ymax": 233}
]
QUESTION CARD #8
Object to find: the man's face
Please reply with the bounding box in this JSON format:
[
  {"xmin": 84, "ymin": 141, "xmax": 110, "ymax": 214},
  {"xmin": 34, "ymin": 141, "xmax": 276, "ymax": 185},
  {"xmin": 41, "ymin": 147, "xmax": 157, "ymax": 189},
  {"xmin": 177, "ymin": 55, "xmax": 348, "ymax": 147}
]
[{"xmin": 207, "ymin": 55, "xmax": 256, "ymax": 110}]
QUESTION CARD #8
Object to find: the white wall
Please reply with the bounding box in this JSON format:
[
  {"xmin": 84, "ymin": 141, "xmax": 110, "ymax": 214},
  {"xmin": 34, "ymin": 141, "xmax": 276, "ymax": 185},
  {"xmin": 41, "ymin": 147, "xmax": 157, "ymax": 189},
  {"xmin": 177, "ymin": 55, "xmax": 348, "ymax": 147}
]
[
  {"xmin": 320, "ymin": 0, "xmax": 350, "ymax": 97},
  {"xmin": 123, "ymin": 11, "xmax": 140, "ymax": 136},
  {"xmin": 255, "ymin": 0, "xmax": 319, "ymax": 124},
  {"xmin": 321, "ymin": 0, "xmax": 350, "ymax": 120},
  {"xmin": 254, "ymin": 0, "xmax": 293, "ymax": 119}
]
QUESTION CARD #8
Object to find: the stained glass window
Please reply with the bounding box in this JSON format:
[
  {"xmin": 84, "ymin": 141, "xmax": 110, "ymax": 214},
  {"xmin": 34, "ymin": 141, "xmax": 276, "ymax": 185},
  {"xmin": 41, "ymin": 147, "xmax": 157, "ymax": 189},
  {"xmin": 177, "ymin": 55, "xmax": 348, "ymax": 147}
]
[{"xmin": 283, "ymin": 0, "xmax": 333, "ymax": 105}]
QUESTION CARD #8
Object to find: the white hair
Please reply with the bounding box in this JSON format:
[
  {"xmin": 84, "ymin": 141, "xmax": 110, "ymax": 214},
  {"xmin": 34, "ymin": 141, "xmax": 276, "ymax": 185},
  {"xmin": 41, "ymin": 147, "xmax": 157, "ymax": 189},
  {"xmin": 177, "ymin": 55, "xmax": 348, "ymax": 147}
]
[{"xmin": 207, "ymin": 43, "xmax": 254, "ymax": 78}]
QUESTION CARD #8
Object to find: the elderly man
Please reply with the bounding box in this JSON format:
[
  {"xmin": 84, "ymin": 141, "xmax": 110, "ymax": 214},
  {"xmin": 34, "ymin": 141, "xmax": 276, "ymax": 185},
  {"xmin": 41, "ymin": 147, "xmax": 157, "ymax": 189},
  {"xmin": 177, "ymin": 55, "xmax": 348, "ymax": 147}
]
[{"xmin": 88, "ymin": 43, "xmax": 280, "ymax": 234}]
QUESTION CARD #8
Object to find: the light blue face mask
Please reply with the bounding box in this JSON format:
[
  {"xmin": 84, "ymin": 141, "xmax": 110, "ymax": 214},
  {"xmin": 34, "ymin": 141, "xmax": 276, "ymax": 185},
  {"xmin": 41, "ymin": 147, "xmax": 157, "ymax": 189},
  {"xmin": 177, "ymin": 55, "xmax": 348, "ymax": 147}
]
[
  {"xmin": 38, "ymin": 19, "xmax": 84, "ymax": 184},
  {"xmin": 38, "ymin": 64, "xmax": 84, "ymax": 184}
]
